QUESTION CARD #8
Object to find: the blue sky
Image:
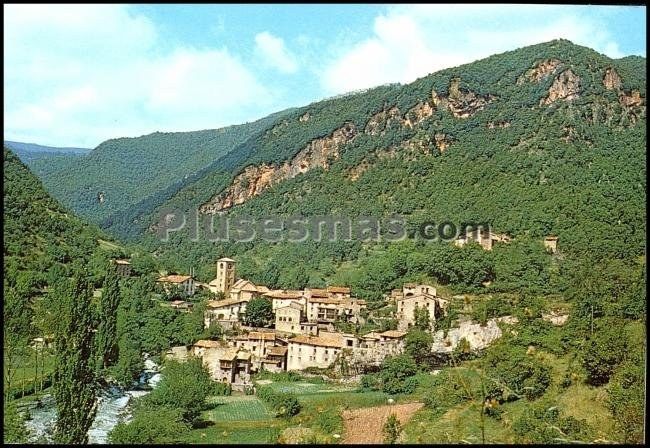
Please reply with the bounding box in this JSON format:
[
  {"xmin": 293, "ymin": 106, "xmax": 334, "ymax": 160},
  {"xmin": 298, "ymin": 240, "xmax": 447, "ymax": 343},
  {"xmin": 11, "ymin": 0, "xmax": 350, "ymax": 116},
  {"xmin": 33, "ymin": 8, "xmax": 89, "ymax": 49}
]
[{"xmin": 4, "ymin": 4, "xmax": 646, "ymax": 147}]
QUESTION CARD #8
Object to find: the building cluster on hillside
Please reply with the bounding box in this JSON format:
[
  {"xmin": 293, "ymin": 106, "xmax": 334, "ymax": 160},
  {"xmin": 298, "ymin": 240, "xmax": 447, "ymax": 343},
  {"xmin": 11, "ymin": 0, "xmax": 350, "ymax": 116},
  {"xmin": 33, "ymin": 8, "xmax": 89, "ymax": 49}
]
[{"xmin": 163, "ymin": 257, "xmax": 450, "ymax": 389}]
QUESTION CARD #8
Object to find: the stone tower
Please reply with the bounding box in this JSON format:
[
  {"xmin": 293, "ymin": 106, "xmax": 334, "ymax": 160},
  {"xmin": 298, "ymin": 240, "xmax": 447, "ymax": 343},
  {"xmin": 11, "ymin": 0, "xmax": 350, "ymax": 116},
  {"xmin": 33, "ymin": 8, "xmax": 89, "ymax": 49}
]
[{"xmin": 215, "ymin": 257, "xmax": 236, "ymax": 294}]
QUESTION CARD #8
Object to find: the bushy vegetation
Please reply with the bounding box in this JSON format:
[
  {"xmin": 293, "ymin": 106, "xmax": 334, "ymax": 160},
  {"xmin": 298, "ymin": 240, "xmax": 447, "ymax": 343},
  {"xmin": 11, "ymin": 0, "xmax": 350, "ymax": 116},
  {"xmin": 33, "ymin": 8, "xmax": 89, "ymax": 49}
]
[
  {"xmin": 257, "ymin": 385, "xmax": 301, "ymax": 417},
  {"xmin": 369, "ymin": 354, "xmax": 419, "ymax": 395},
  {"xmin": 512, "ymin": 401, "xmax": 594, "ymax": 443}
]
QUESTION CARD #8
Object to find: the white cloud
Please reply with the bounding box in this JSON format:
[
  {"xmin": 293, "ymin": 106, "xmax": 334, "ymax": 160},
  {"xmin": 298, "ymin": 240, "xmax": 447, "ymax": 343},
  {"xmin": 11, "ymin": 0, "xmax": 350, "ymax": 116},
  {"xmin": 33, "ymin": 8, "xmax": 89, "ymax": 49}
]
[
  {"xmin": 321, "ymin": 5, "xmax": 629, "ymax": 95},
  {"xmin": 254, "ymin": 31, "xmax": 299, "ymax": 74},
  {"xmin": 3, "ymin": 4, "xmax": 273, "ymax": 147}
]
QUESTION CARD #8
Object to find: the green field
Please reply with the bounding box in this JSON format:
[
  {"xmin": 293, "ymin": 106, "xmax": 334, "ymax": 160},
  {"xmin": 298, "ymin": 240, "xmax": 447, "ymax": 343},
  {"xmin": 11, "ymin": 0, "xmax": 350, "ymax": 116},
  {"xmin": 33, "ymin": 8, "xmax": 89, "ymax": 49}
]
[
  {"xmin": 203, "ymin": 396, "xmax": 273, "ymax": 421},
  {"xmin": 261, "ymin": 381, "xmax": 356, "ymax": 395},
  {"xmin": 183, "ymin": 421, "xmax": 282, "ymax": 444}
]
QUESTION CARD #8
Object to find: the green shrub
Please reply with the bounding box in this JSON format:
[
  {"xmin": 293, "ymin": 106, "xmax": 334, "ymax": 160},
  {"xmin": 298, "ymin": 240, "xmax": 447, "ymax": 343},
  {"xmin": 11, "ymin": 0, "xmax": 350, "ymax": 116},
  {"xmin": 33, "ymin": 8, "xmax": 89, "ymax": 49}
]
[
  {"xmin": 513, "ymin": 402, "xmax": 594, "ymax": 443},
  {"xmin": 360, "ymin": 373, "xmax": 382, "ymax": 391},
  {"xmin": 256, "ymin": 385, "xmax": 301, "ymax": 417}
]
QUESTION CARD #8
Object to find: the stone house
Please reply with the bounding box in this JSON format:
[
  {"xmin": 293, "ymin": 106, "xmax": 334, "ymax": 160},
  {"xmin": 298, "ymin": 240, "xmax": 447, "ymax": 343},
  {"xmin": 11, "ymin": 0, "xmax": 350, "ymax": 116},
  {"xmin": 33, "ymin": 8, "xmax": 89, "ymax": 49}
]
[
  {"xmin": 544, "ymin": 235, "xmax": 559, "ymax": 254},
  {"xmin": 264, "ymin": 289, "xmax": 306, "ymax": 311},
  {"xmin": 275, "ymin": 302, "xmax": 305, "ymax": 334},
  {"xmin": 326, "ymin": 286, "xmax": 351, "ymax": 299},
  {"xmin": 344, "ymin": 330, "xmax": 407, "ymax": 368},
  {"xmin": 114, "ymin": 259, "xmax": 132, "ymax": 277},
  {"xmin": 287, "ymin": 332, "xmax": 344, "ymax": 371},
  {"xmin": 454, "ymin": 229, "xmax": 511, "ymax": 251},
  {"xmin": 229, "ymin": 279, "xmax": 267, "ymax": 302},
  {"xmin": 397, "ymin": 293, "xmax": 445, "ymax": 331},
  {"xmin": 192, "ymin": 340, "xmax": 252, "ymax": 385},
  {"xmin": 170, "ymin": 300, "xmax": 193, "ymax": 312},
  {"xmin": 261, "ymin": 346, "xmax": 288, "ymax": 372},
  {"xmin": 204, "ymin": 297, "xmax": 249, "ymax": 328},
  {"xmin": 156, "ymin": 274, "xmax": 195, "ymax": 297}
]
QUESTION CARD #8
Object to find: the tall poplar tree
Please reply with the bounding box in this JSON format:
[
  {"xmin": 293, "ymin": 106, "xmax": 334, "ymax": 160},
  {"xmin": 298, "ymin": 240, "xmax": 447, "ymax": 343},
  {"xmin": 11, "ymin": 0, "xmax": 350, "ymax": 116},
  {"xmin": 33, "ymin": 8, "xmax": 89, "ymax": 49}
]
[
  {"xmin": 52, "ymin": 268, "xmax": 98, "ymax": 444},
  {"xmin": 95, "ymin": 263, "xmax": 121, "ymax": 373}
]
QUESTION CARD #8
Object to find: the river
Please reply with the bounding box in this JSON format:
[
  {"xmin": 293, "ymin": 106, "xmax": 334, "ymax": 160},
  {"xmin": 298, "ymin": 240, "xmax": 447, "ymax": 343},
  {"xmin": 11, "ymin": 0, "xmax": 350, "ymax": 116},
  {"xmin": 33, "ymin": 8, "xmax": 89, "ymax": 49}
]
[{"xmin": 23, "ymin": 358, "xmax": 161, "ymax": 444}]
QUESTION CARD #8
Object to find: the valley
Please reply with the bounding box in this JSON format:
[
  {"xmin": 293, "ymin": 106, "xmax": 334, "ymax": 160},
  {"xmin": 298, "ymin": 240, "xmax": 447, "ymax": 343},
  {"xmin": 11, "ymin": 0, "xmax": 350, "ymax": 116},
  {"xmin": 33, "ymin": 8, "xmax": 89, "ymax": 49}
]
[{"xmin": 3, "ymin": 36, "xmax": 646, "ymax": 445}]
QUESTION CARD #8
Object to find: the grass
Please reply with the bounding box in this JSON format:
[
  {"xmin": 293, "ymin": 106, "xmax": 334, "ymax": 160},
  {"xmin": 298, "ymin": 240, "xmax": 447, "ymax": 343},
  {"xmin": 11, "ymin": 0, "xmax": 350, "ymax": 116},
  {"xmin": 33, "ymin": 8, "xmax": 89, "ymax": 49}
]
[
  {"xmin": 4, "ymin": 351, "xmax": 55, "ymax": 398},
  {"xmin": 182, "ymin": 420, "xmax": 282, "ymax": 444},
  {"xmin": 202, "ymin": 396, "xmax": 273, "ymax": 422},
  {"xmin": 260, "ymin": 381, "xmax": 355, "ymax": 395}
]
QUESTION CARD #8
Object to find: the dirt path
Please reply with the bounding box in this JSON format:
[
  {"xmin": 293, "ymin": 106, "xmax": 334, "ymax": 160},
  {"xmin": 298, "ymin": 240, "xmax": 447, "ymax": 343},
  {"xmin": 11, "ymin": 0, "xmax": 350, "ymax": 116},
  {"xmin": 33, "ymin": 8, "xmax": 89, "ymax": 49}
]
[{"xmin": 342, "ymin": 402, "xmax": 424, "ymax": 444}]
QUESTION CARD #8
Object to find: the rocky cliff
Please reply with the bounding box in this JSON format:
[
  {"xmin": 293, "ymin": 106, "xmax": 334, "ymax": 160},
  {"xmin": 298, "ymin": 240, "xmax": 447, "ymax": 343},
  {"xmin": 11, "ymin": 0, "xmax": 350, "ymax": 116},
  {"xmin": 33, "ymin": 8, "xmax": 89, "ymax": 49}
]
[{"xmin": 200, "ymin": 123, "xmax": 357, "ymax": 213}]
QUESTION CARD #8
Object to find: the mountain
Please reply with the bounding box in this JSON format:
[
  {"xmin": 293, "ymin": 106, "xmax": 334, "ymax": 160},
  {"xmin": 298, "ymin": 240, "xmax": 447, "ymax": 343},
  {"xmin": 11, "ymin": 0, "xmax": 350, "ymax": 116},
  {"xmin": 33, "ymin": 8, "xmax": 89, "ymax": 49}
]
[
  {"xmin": 4, "ymin": 140, "xmax": 91, "ymax": 159},
  {"xmin": 128, "ymin": 40, "xmax": 645, "ymax": 293},
  {"xmin": 3, "ymin": 147, "xmax": 111, "ymax": 293},
  {"xmin": 28, "ymin": 110, "xmax": 294, "ymax": 238}
]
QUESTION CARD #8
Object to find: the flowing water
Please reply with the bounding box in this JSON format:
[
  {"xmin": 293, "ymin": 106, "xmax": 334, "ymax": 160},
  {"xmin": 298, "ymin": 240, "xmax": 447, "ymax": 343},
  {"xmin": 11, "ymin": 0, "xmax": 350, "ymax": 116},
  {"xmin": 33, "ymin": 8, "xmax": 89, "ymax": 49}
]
[{"xmin": 24, "ymin": 358, "xmax": 161, "ymax": 444}]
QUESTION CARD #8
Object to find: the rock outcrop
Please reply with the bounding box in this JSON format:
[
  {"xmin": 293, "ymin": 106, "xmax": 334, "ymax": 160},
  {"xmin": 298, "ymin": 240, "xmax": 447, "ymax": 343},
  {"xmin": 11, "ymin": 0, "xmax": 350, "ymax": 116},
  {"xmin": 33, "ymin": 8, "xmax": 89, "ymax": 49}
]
[
  {"xmin": 603, "ymin": 67, "xmax": 622, "ymax": 90},
  {"xmin": 434, "ymin": 133, "xmax": 453, "ymax": 153},
  {"xmin": 518, "ymin": 58, "xmax": 561, "ymax": 84},
  {"xmin": 365, "ymin": 106, "xmax": 404, "ymax": 136},
  {"xmin": 540, "ymin": 69, "xmax": 581, "ymax": 105},
  {"xmin": 431, "ymin": 316, "xmax": 518, "ymax": 353},
  {"xmin": 432, "ymin": 78, "xmax": 495, "ymax": 118},
  {"xmin": 404, "ymin": 101, "xmax": 435, "ymax": 127},
  {"xmin": 200, "ymin": 123, "xmax": 357, "ymax": 213},
  {"xmin": 487, "ymin": 120, "xmax": 511, "ymax": 129}
]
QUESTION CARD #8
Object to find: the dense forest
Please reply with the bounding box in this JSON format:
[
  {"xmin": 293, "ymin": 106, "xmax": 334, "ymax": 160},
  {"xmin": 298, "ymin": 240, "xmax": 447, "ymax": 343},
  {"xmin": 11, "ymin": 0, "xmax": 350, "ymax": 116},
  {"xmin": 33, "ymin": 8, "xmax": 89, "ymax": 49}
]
[
  {"xmin": 123, "ymin": 40, "xmax": 645, "ymax": 301},
  {"xmin": 23, "ymin": 110, "xmax": 294, "ymax": 237}
]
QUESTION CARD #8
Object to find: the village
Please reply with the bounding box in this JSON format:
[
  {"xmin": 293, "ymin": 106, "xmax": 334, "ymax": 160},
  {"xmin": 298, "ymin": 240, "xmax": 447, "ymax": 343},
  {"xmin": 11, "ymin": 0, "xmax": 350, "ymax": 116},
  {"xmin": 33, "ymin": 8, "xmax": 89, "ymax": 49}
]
[
  {"xmin": 155, "ymin": 257, "xmax": 447, "ymax": 389},
  {"xmin": 145, "ymin": 231, "xmax": 562, "ymax": 390}
]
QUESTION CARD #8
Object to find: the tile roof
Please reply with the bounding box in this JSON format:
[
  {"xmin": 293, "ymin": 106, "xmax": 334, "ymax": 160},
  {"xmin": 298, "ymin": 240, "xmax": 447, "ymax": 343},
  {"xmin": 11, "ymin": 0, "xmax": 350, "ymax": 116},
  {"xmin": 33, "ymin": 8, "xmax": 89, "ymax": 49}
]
[
  {"xmin": 219, "ymin": 348, "xmax": 238, "ymax": 361},
  {"xmin": 157, "ymin": 274, "xmax": 192, "ymax": 283},
  {"xmin": 361, "ymin": 332, "xmax": 382, "ymax": 340},
  {"xmin": 207, "ymin": 298, "xmax": 248, "ymax": 308},
  {"xmin": 248, "ymin": 332, "xmax": 276, "ymax": 341},
  {"xmin": 289, "ymin": 333, "xmax": 343, "ymax": 348},
  {"xmin": 237, "ymin": 351, "xmax": 252, "ymax": 360},
  {"xmin": 193, "ymin": 339, "xmax": 223, "ymax": 348},
  {"xmin": 218, "ymin": 257, "xmax": 236, "ymax": 262},
  {"xmin": 307, "ymin": 288, "xmax": 329, "ymax": 297},
  {"xmin": 380, "ymin": 330, "xmax": 407, "ymax": 339},
  {"xmin": 267, "ymin": 346, "xmax": 288, "ymax": 356},
  {"xmin": 309, "ymin": 297, "xmax": 342, "ymax": 304},
  {"xmin": 327, "ymin": 286, "xmax": 351, "ymax": 294},
  {"xmin": 115, "ymin": 259, "xmax": 131, "ymax": 265},
  {"xmin": 277, "ymin": 302, "xmax": 304, "ymax": 311},
  {"xmin": 264, "ymin": 290, "xmax": 304, "ymax": 299}
]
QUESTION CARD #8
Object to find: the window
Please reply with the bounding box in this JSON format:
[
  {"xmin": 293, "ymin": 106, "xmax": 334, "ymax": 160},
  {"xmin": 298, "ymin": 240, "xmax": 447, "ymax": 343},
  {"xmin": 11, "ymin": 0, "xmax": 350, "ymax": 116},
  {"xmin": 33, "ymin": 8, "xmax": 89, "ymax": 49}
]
[{"xmin": 347, "ymin": 340, "xmax": 353, "ymax": 347}]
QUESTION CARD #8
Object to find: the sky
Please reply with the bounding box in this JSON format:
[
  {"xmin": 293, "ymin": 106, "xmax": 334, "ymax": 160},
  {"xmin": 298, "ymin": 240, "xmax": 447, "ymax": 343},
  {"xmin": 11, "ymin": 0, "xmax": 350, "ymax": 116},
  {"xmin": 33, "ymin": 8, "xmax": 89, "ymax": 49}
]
[{"xmin": 3, "ymin": 4, "xmax": 646, "ymax": 148}]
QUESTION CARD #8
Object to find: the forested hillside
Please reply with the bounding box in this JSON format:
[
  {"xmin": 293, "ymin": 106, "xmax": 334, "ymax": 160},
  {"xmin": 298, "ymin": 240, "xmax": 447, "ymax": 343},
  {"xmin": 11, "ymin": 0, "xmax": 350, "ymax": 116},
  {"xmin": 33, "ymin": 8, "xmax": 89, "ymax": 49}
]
[
  {"xmin": 3, "ymin": 148, "xmax": 111, "ymax": 291},
  {"xmin": 29, "ymin": 110, "xmax": 293, "ymax": 238},
  {"xmin": 133, "ymin": 40, "xmax": 644, "ymax": 299}
]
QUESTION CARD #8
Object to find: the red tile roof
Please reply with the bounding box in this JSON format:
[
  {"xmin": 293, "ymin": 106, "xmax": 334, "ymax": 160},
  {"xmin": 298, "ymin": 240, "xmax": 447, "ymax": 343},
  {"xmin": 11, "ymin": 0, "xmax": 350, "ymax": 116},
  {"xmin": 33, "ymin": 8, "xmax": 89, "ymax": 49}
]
[{"xmin": 157, "ymin": 274, "xmax": 192, "ymax": 283}]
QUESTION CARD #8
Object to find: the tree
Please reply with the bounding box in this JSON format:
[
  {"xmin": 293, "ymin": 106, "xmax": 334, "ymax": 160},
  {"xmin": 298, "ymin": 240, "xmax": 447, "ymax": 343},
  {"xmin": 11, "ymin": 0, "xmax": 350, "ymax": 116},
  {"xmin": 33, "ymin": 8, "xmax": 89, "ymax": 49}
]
[
  {"xmin": 3, "ymin": 286, "xmax": 32, "ymax": 400},
  {"xmin": 52, "ymin": 270, "xmax": 98, "ymax": 444},
  {"xmin": 203, "ymin": 321, "xmax": 224, "ymax": 340},
  {"xmin": 607, "ymin": 360, "xmax": 644, "ymax": 443},
  {"xmin": 141, "ymin": 358, "xmax": 214, "ymax": 422},
  {"xmin": 380, "ymin": 354, "xmax": 418, "ymax": 394},
  {"xmin": 3, "ymin": 400, "xmax": 30, "ymax": 443},
  {"xmin": 405, "ymin": 328, "xmax": 433, "ymax": 366},
  {"xmin": 383, "ymin": 413, "xmax": 402, "ymax": 444},
  {"xmin": 95, "ymin": 264, "xmax": 121, "ymax": 373},
  {"xmin": 413, "ymin": 305, "xmax": 431, "ymax": 331},
  {"xmin": 581, "ymin": 318, "xmax": 627, "ymax": 386},
  {"xmin": 108, "ymin": 407, "xmax": 189, "ymax": 444},
  {"xmin": 244, "ymin": 297, "xmax": 274, "ymax": 327}
]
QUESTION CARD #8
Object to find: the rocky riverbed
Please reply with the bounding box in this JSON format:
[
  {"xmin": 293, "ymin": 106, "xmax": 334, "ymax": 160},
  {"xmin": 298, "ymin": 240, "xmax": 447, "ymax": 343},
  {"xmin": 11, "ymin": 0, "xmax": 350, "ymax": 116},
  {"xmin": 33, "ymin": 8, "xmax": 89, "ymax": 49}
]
[{"xmin": 23, "ymin": 357, "xmax": 161, "ymax": 444}]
